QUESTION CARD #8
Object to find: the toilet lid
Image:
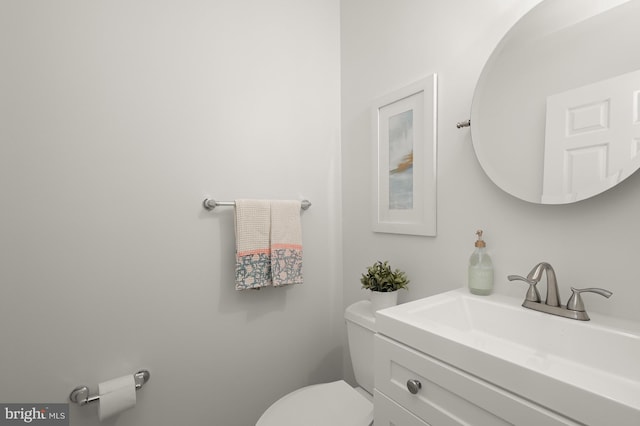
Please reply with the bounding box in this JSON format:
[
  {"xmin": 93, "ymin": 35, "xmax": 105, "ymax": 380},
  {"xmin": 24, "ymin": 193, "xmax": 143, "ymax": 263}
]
[{"xmin": 256, "ymin": 380, "xmax": 373, "ymax": 426}]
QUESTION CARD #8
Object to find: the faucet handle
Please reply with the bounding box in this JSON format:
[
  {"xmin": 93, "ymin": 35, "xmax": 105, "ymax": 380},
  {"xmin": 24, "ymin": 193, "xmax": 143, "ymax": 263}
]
[
  {"xmin": 507, "ymin": 275, "xmax": 541, "ymax": 303},
  {"xmin": 566, "ymin": 287, "xmax": 613, "ymax": 312}
]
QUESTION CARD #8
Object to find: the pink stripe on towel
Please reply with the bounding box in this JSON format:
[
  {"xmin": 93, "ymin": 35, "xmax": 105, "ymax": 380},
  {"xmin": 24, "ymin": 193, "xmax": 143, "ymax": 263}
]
[{"xmin": 271, "ymin": 243, "xmax": 303, "ymax": 250}]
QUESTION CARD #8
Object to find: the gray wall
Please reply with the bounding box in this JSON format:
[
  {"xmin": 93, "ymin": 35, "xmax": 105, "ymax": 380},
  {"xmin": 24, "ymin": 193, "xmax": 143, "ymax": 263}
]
[{"xmin": 0, "ymin": 1, "xmax": 341, "ymax": 425}]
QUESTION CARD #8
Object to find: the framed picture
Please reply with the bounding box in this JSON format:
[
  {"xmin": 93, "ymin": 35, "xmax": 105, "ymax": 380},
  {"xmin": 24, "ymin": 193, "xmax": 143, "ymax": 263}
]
[{"xmin": 371, "ymin": 74, "xmax": 437, "ymax": 236}]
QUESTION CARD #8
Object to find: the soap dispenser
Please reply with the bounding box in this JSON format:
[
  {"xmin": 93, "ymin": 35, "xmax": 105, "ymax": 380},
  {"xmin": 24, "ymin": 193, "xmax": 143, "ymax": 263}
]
[{"xmin": 468, "ymin": 230, "xmax": 494, "ymax": 295}]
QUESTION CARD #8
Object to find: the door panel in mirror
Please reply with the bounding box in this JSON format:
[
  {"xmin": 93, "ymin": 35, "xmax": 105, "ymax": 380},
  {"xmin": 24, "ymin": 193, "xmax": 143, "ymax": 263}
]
[
  {"xmin": 542, "ymin": 69, "xmax": 640, "ymax": 203},
  {"xmin": 471, "ymin": 0, "xmax": 640, "ymax": 204}
]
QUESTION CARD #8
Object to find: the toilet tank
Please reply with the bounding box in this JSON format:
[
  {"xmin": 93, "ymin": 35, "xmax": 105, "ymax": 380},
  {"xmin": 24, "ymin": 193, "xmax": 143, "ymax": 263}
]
[{"xmin": 344, "ymin": 300, "xmax": 376, "ymax": 395}]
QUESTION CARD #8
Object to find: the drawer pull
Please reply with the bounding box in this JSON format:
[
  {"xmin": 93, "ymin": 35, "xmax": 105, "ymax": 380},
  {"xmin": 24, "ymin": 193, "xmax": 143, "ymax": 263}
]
[{"xmin": 406, "ymin": 379, "xmax": 422, "ymax": 394}]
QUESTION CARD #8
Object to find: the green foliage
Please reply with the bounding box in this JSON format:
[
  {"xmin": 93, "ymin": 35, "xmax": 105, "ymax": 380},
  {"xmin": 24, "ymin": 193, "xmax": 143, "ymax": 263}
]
[{"xmin": 360, "ymin": 260, "xmax": 409, "ymax": 293}]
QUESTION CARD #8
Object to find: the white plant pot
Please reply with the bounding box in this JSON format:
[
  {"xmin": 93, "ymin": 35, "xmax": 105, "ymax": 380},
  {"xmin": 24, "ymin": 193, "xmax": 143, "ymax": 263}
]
[{"xmin": 370, "ymin": 290, "xmax": 399, "ymax": 312}]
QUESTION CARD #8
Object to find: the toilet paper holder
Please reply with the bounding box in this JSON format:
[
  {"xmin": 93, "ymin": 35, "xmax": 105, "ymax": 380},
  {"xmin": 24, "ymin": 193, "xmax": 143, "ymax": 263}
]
[{"xmin": 69, "ymin": 370, "xmax": 150, "ymax": 406}]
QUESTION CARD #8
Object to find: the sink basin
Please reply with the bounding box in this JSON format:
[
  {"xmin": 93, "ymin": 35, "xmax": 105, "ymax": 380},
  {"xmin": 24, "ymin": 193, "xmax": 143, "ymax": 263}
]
[{"xmin": 376, "ymin": 288, "xmax": 640, "ymax": 425}]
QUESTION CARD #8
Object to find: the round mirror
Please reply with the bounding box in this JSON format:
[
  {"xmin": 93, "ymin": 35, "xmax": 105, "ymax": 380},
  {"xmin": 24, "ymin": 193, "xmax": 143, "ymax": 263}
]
[{"xmin": 471, "ymin": 0, "xmax": 640, "ymax": 204}]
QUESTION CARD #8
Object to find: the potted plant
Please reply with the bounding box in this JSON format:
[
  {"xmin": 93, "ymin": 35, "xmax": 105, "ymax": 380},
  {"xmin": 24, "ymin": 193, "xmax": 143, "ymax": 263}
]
[{"xmin": 360, "ymin": 260, "xmax": 409, "ymax": 311}]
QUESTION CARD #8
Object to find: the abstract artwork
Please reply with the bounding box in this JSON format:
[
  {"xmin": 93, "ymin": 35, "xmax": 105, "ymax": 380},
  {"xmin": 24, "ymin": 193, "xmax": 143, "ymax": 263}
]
[
  {"xmin": 371, "ymin": 74, "xmax": 437, "ymax": 236},
  {"xmin": 388, "ymin": 109, "xmax": 414, "ymax": 210}
]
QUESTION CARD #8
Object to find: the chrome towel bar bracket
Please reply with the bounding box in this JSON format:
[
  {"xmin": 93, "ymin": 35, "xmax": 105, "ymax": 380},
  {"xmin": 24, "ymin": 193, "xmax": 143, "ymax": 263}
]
[
  {"xmin": 69, "ymin": 370, "xmax": 150, "ymax": 406},
  {"xmin": 202, "ymin": 199, "xmax": 311, "ymax": 211}
]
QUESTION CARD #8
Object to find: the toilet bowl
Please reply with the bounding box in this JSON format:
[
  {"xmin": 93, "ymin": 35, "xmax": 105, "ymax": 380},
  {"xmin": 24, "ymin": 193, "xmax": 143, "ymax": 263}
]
[{"xmin": 256, "ymin": 300, "xmax": 377, "ymax": 426}]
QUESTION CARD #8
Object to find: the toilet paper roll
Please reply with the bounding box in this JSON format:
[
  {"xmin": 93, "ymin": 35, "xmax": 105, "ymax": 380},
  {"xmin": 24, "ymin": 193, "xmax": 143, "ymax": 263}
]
[{"xmin": 98, "ymin": 375, "xmax": 136, "ymax": 421}]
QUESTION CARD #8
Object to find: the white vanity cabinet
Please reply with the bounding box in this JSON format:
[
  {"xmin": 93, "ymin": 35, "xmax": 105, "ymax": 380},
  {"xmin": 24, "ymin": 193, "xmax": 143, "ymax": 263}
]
[
  {"xmin": 373, "ymin": 334, "xmax": 580, "ymax": 426},
  {"xmin": 373, "ymin": 289, "xmax": 640, "ymax": 425}
]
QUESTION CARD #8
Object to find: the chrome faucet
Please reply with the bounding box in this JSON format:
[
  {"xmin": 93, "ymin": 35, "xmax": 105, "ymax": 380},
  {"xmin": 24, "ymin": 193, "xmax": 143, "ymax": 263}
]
[
  {"xmin": 508, "ymin": 262, "xmax": 612, "ymax": 321},
  {"xmin": 524, "ymin": 262, "xmax": 560, "ymax": 307}
]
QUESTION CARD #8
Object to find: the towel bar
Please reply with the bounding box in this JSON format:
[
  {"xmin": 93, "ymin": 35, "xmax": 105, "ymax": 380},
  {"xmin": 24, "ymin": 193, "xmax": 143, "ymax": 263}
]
[
  {"xmin": 203, "ymin": 199, "xmax": 311, "ymax": 211},
  {"xmin": 69, "ymin": 370, "xmax": 150, "ymax": 406}
]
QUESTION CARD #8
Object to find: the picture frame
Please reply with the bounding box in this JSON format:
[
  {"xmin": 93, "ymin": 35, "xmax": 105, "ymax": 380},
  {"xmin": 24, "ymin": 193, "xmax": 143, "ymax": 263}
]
[{"xmin": 371, "ymin": 74, "xmax": 437, "ymax": 236}]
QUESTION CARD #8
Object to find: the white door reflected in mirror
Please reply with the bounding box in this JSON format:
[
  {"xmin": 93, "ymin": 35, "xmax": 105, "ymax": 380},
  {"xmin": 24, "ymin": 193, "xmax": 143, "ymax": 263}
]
[
  {"xmin": 542, "ymin": 69, "xmax": 640, "ymax": 203},
  {"xmin": 471, "ymin": 0, "xmax": 640, "ymax": 204}
]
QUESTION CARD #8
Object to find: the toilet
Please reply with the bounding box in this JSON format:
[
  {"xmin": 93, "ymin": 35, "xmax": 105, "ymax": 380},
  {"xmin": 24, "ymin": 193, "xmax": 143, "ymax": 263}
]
[{"xmin": 256, "ymin": 300, "xmax": 376, "ymax": 426}]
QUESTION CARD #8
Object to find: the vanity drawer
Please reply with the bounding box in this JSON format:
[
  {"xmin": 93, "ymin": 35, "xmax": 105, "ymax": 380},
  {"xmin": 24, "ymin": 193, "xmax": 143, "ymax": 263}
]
[
  {"xmin": 374, "ymin": 390, "xmax": 429, "ymax": 426},
  {"xmin": 374, "ymin": 335, "xmax": 580, "ymax": 426}
]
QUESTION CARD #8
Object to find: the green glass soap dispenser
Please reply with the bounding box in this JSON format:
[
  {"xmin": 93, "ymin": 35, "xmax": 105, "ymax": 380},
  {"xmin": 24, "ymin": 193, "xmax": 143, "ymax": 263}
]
[{"xmin": 468, "ymin": 230, "xmax": 494, "ymax": 295}]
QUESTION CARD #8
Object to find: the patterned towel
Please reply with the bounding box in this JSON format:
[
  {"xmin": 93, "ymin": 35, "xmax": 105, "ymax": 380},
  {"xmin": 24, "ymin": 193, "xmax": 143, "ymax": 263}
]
[
  {"xmin": 270, "ymin": 200, "xmax": 303, "ymax": 286},
  {"xmin": 234, "ymin": 200, "xmax": 303, "ymax": 290},
  {"xmin": 234, "ymin": 200, "xmax": 272, "ymax": 290}
]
